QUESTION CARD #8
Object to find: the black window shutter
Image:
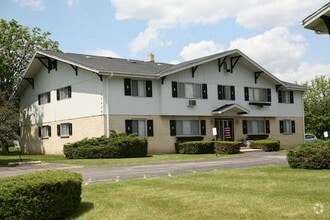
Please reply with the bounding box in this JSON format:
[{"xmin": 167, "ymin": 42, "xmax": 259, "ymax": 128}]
[
  {"xmin": 202, "ymin": 84, "xmax": 208, "ymax": 99},
  {"xmin": 69, "ymin": 123, "xmax": 73, "ymax": 135},
  {"xmin": 230, "ymin": 86, "xmax": 235, "ymax": 100},
  {"xmin": 244, "ymin": 87, "xmax": 249, "ymax": 101},
  {"xmin": 267, "ymin": 89, "xmax": 271, "ymax": 102},
  {"xmin": 48, "ymin": 126, "xmax": 51, "ymax": 137},
  {"xmin": 279, "ymin": 120, "xmax": 284, "ymax": 133},
  {"xmin": 68, "ymin": 86, "xmax": 72, "ymax": 98},
  {"xmin": 146, "ymin": 80, "xmax": 153, "ymax": 97},
  {"xmin": 242, "ymin": 120, "xmax": 247, "ymax": 134},
  {"xmin": 172, "ymin": 81, "xmax": 178, "ymax": 98},
  {"xmin": 218, "ymin": 85, "xmax": 223, "ymax": 100},
  {"xmin": 38, "ymin": 127, "xmax": 41, "ymax": 137},
  {"xmin": 291, "ymin": 120, "xmax": 295, "ymax": 133},
  {"xmin": 57, "ymin": 125, "xmax": 61, "ymax": 136},
  {"xmin": 278, "ymin": 91, "xmax": 283, "ymax": 103},
  {"xmin": 290, "ymin": 91, "xmax": 294, "ymax": 103},
  {"xmin": 200, "ymin": 120, "xmax": 206, "ymax": 135},
  {"xmin": 147, "ymin": 120, "xmax": 154, "ymax": 136},
  {"xmin": 38, "ymin": 94, "xmax": 41, "ymax": 105},
  {"xmin": 265, "ymin": 120, "xmax": 270, "ymax": 134},
  {"xmin": 47, "ymin": 92, "xmax": 51, "ymax": 103},
  {"xmin": 56, "ymin": 89, "xmax": 60, "ymax": 100},
  {"xmin": 170, "ymin": 120, "xmax": 176, "ymax": 136},
  {"xmin": 125, "ymin": 120, "xmax": 132, "ymax": 134},
  {"xmin": 124, "ymin": 79, "xmax": 131, "ymax": 96}
]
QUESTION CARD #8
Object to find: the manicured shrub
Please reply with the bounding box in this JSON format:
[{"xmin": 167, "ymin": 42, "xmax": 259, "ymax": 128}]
[
  {"xmin": 63, "ymin": 133, "xmax": 148, "ymax": 159},
  {"xmin": 214, "ymin": 141, "xmax": 241, "ymax": 154},
  {"xmin": 177, "ymin": 141, "xmax": 214, "ymax": 154},
  {"xmin": 287, "ymin": 141, "xmax": 330, "ymax": 169},
  {"xmin": 0, "ymin": 170, "xmax": 82, "ymax": 220},
  {"xmin": 250, "ymin": 139, "xmax": 280, "ymax": 151}
]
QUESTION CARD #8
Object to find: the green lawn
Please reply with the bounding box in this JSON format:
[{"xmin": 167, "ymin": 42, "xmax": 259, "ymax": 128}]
[
  {"xmin": 0, "ymin": 150, "xmax": 239, "ymax": 167},
  {"xmin": 71, "ymin": 165, "xmax": 330, "ymax": 220}
]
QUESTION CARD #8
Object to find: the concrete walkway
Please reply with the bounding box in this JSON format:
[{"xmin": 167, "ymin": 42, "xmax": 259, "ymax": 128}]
[{"xmin": 0, "ymin": 151, "xmax": 287, "ymax": 184}]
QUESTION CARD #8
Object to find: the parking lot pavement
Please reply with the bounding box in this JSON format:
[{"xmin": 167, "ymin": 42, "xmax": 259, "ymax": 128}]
[{"xmin": 0, "ymin": 151, "xmax": 288, "ymax": 184}]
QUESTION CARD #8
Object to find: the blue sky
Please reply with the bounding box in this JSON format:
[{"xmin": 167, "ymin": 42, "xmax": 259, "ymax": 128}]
[{"xmin": 1, "ymin": 0, "xmax": 329, "ymax": 83}]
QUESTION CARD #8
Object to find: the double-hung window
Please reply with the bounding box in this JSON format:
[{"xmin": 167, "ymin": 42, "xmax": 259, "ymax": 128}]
[
  {"xmin": 38, "ymin": 125, "xmax": 51, "ymax": 138},
  {"xmin": 243, "ymin": 120, "xmax": 270, "ymax": 134},
  {"xmin": 279, "ymin": 120, "xmax": 295, "ymax": 134},
  {"xmin": 57, "ymin": 86, "xmax": 71, "ymax": 100},
  {"xmin": 124, "ymin": 79, "xmax": 152, "ymax": 97},
  {"xmin": 125, "ymin": 119, "xmax": 154, "ymax": 137},
  {"xmin": 38, "ymin": 92, "xmax": 51, "ymax": 105},
  {"xmin": 57, "ymin": 123, "xmax": 72, "ymax": 137},
  {"xmin": 170, "ymin": 120, "xmax": 206, "ymax": 136},
  {"xmin": 244, "ymin": 87, "xmax": 271, "ymax": 106},
  {"xmin": 218, "ymin": 85, "xmax": 235, "ymax": 100},
  {"xmin": 172, "ymin": 81, "xmax": 207, "ymax": 99},
  {"xmin": 278, "ymin": 91, "xmax": 294, "ymax": 103}
]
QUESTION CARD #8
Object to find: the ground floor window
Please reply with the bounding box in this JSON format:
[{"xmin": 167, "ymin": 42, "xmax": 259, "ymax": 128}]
[
  {"xmin": 38, "ymin": 125, "xmax": 51, "ymax": 138},
  {"xmin": 170, "ymin": 119, "xmax": 206, "ymax": 136},
  {"xmin": 280, "ymin": 120, "xmax": 295, "ymax": 134},
  {"xmin": 57, "ymin": 123, "xmax": 72, "ymax": 137},
  {"xmin": 243, "ymin": 119, "xmax": 270, "ymax": 135},
  {"xmin": 125, "ymin": 119, "xmax": 154, "ymax": 137}
]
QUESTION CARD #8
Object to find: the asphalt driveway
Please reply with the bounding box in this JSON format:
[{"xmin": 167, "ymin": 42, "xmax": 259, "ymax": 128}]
[{"xmin": 0, "ymin": 151, "xmax": 287, "ymax": 184}]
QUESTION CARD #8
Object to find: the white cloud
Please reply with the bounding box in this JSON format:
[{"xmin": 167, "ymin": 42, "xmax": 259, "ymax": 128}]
[
  {"xmin": 14, "ymin": 0, "xmax": 45, "ymax": 10},
  {"xmin": 89, "ymin": 49, "xmax": 120, "ymax": 58},
  {"xmin": 180, "ymin": 40, "xmax": 224, "ymax": 60},
  {"xmin": 111, "ymin": 0, "xmax": 324, "ymax": 53},
  {"xmin": 67, "ymin": 0, "xmax": 79, "ymax": 7}
]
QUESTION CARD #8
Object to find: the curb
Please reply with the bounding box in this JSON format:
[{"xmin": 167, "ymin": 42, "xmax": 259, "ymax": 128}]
[{"xmin": 8, "ymin": 161, "xmax": 42, "ymax": 167}]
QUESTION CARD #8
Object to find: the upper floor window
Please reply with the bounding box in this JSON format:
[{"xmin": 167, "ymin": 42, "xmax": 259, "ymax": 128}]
[
  {"xmin": 279, "ymin": 120, "xmax": 295, "ymax": 134},
  {"xmin": 38, "ymin": 125, "xmax": 51, "ymax": 138},
  {"xmin": 57, "ymin": 86, "xmax": 71, "ymax": 100},
  {"xmin": 124, "ymin": 79, "xmax": 152, "ymax": 97},
  {"xmin": 172, "ymin": 81, "xmax": 207, "ymax": 99},
  {"xmin": 243, "ymin": 120, "xmax": 270, "ymax": 135},
  {"xmin": 218, "ymin": 85, "xmax": 235, "ymax": 100},
  {"xmin": 125, "ymin": 119, "xmax": 154, "ymax": 137},
  {"xmin": 170, "ymin": 119, "xmax": 206, "ymax": 136},
  {"xmin": 57, "ymin": 123, "xmax": 72, "ymax": 137},
  {"xmin": 278, "ymin": 91, "xmax": 294, "ymax": 104},
  {"xmin": 38, "ymin": 92, "xmax": 51, "ymax": 105}
]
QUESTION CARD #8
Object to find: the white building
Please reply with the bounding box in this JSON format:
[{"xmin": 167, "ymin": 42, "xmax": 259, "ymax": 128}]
[
  {"xmin": 18, "ymin": 49, "xmax": 307, "ymax": 155},
  {"xmin": 302, "ymin": 2, "xmax": 330, "ymax": 34}
]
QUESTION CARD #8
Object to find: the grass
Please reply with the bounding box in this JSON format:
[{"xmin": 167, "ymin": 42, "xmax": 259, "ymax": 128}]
[
  {"xmin": 71, "ymin": 165, "xmax": 330, "ymax": 220},
  {"xmin": 0, "ymin": 148, "xmax": 240, "ymax": 167}
]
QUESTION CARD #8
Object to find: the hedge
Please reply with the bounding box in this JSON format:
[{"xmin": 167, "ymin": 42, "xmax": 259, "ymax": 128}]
[
  {"xmin": 177, "ymin": 141, "xmax": 214, "ymax": 154},
  {"xmin": 63, "ymin": 133, "xmax": 148, "ymax": 159},
  {"xmin": 250, "ymin": 139, "xmax": 280, "ymax": 151},
  {"xmin": 0, "ymin": 170, "xmax": 82, "ymax": 220},
  {"xmin": 214, "ymin": 141, "xmax": 241, "ymax": 154},
  {"xmin": 287, "ymin": 140, "xmax": 330, "ymax": 169}
]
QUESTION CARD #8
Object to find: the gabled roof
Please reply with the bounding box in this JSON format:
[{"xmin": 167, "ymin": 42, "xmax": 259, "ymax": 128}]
[
  {"xmin": 212, "ymin": 104, "xmax": 250, "ymax": 116},
  {"xmin": 302, "ymin": 2, "xmax": 330, "ymax": 34}
]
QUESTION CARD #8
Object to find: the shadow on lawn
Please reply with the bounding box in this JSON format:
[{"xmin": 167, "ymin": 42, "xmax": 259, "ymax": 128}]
[{"xmin": 69, "ymin": 202, "xmax": 94, "ymax": 218}]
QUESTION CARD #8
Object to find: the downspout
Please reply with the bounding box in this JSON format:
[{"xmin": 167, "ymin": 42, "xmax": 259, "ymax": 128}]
[{"xmin": 105, "ymin": 72, "xmax": 114, "ymax": 137}]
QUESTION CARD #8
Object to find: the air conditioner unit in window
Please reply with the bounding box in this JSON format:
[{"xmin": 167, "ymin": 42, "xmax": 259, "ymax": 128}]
[{"xmin": 188, "ymin": 99, "xmax": 197, "ymax": 106}]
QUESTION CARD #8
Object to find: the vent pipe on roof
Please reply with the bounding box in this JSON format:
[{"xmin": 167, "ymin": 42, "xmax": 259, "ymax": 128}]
[{"xmin": 147, "ymin": 53, "xmax": 155, "ymax": 62}]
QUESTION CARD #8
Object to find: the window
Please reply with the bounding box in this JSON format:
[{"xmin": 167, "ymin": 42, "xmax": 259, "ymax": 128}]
[
  {"xmin": 218, "ymin": 85, "xmax": 235, "ymax": 100},
  {"xmin": 172, "ymin": 81, "xmax": 207, "ymax": 99},
  {"xmin": 243, "ymin": 120, "xmax": 270, "ymax": 134},
  {"xmin": 125, "ymin": 119, "xmax": 153, "ymax": 137},
  {"xmin": 38, "ymin": 125, "xmax": 51, "ymax": 138},
  {"xmin": 170, "ymin": 120, "xmax": 206, "ymax": 136},
  {"xmin": 245, "ymin": 87, "xmax": 271, "ymax": 103},
  {"xmin": 56, "ymin": 86, "xmax": 71, "ymax": 100},
  {"xmin": 57, "ymin": 123, "xmax": 72, "ymax": 137},
  {"xmin": 280, "ymin": 120, "xmax": 295, "ymax": 134},
  {"xmin": 38, "ymin": 92, "xmax": 51, "ymax": 105},
  {"xmin": 278, "ymin": 91, "xmax": 294, "ymax": 103},
  {"xmin": 124, "ymin": 79, "xmax": 152, "ymax": 97}
]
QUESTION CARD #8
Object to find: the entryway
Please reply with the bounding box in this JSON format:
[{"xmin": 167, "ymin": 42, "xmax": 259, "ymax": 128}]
[{"xmin": 214, "ymin": 119, "xmax": 234, "ymax": 141}]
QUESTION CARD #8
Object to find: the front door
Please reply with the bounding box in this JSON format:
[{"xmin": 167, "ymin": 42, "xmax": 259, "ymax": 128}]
[{"xmin": 214, "ymin": 119, "xmax": 234, "ymax": 141}]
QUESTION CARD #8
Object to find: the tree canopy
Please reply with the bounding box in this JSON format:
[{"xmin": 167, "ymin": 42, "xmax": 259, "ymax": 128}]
[
  {"xmin": 0, "ymin": 19, "xmax": 59, "ymax": 100},
  {"xmin": 303, "ymin": 75, "xmax": 330, "ymax": 138}
]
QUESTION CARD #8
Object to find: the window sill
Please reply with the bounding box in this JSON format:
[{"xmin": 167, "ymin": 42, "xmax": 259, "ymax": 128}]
[
  {"xmin": 41, "ymin": 136, "xmax": 49, "ymax": 139},
  {"xmin": 60, "ymin": 135, "xmax": 70, "ymax": 138},
  {"xmin": 249, "ymin": 102, "xmax": 271, "ymax": 107}
]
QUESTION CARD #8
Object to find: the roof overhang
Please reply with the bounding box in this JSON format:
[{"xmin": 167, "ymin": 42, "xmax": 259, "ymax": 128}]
[
  {"xmin": 212, "ymin": 104, "xmax": 249, "ymax": 116},
  {"xmin": 302, "ymin": 3, "xmax": 330, "ymax": 34}
]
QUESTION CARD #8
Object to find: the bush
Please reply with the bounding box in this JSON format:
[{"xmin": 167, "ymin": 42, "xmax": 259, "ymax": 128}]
[
  {"xmin": 287, "ymin": 140, "xmax": 330, "ymax": 169},
  {"xmin": 63, "ymin": 133, "xmax": 148, "ymax": 159},
  {"xmin": 214, "ymin": 141, "xmax": 241, "ymax": 154},
  {"xmin": 0, "ymin": 170, "xmax": 82, "ymax": 220},
  {"xmin": 250, "ymin": 139, "xmax": 280, "ymax": 151},
  {"xmin": 177, "ymin": 141, "xmax": 214, "ymax": 154}
]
